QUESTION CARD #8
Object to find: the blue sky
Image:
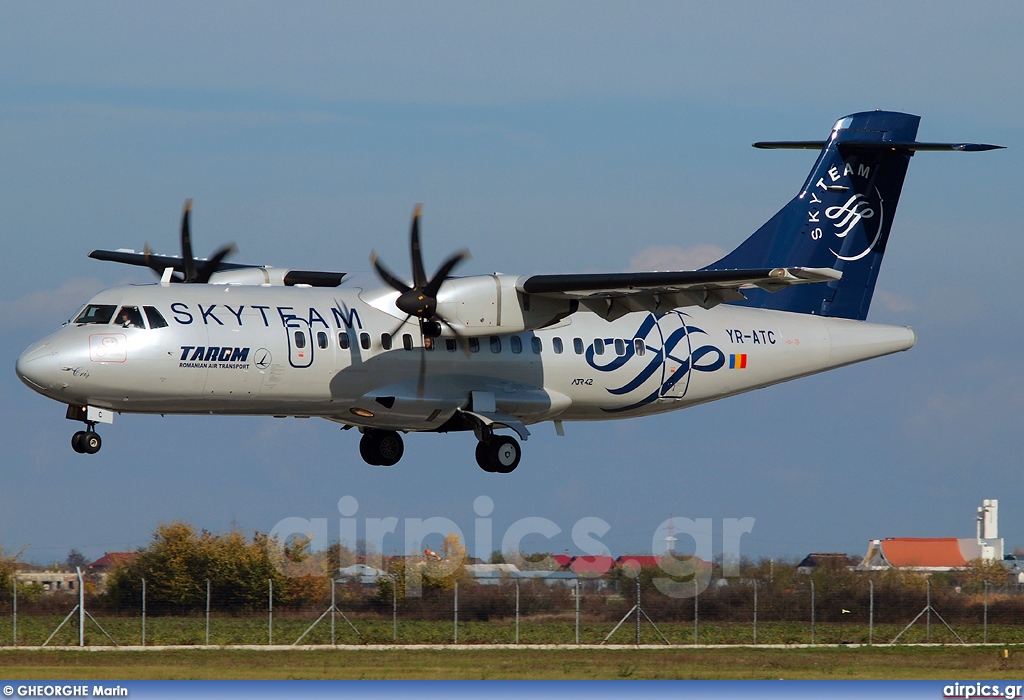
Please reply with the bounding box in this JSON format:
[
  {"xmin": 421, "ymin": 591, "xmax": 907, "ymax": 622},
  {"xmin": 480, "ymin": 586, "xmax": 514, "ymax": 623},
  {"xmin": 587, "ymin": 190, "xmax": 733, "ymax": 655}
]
[{"xmin": 2, "ymin": 2, "xmax": 1022, "ymax": 566}]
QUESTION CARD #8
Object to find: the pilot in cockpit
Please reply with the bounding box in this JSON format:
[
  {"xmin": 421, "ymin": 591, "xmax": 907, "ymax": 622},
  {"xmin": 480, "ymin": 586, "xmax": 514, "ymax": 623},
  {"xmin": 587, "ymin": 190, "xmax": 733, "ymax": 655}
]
[{"xmin": 117, "ymin": 306, "xmax": 145, "ymax": 329}]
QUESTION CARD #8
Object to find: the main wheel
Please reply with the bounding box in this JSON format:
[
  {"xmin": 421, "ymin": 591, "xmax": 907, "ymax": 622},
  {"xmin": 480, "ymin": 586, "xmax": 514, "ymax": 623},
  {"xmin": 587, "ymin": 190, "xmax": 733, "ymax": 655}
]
[
  {"xmin": 71, "ymin": 431, "xmax": 87, "ymax": 454},
  {"xmin": 475, "ymin": 441, "xmax": 497, "ymax": 472},
  {"xmin": 359, "ymin": 430, "xmax": 404, "ymax": 466},
  {"xmin": 476, "ymin": 436, "xmax": 521, "ymax": 473},
  {"xmin": 359, "ymin": 432, "xmax": 383, "ymax": 465},
  {"xmin": 375, "ymin": 431, "xmax": 404, "ymax": 466},
  {"xmin": 490, "ymin": 436, "xmax": 521, "ymax": 473}
]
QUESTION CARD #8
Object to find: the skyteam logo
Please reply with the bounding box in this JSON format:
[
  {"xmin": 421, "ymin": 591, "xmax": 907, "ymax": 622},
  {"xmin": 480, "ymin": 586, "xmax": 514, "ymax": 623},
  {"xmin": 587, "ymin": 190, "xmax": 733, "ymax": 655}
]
[
  {"xmin": 807, "ymin": 158, "xmax": 885, "ymax": 262},
  {"xmin": 587, "ymin": 311, "xmax": 725, "ymax": 413},
  {"xmin": 826, "ymin": 188, "xmax": 885, "ymax": 261}
]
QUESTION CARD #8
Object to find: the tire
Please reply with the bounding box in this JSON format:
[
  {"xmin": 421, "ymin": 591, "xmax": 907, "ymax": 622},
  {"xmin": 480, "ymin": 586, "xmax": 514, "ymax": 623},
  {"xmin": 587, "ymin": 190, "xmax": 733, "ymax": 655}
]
[
  {"xmin": 359, "ymin": 433, "xmax": 382, "ymax": 465},
  {"xmin": 490, "ymin": 436, "xmax": 521, "ymax": 473},
  {"xmin": 71, "ymin": 431, "xmax": 86, "ymax": 454},
  {"xmin": 82, "ymin": 432, "xmax": 102, "ymax": 454},
  {"xmin": 476, "ymin": 436, "xmax": 520, "ymax": 473},
  {"xmin": 376, "ymin": 432, "xmax": 404, "ymax": 466},
  {"xmin": 475, "ymin": 441, "xmax": 496, "ymax": 472}
]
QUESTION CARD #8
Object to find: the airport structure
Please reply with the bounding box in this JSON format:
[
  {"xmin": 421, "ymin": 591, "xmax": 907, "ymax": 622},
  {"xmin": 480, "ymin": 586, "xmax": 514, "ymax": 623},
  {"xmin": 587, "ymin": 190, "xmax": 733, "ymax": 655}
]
[{"xmin": 858, "ymin": 499, "xmax": 1005, "ymax": 572}]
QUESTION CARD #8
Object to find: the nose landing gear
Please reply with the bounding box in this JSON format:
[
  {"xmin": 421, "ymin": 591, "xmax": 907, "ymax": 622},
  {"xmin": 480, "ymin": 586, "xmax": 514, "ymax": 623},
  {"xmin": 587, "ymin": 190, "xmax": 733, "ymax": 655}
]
[{"xmin": 71, "ymin": 426, "xmax": 102, "ymax": 454}]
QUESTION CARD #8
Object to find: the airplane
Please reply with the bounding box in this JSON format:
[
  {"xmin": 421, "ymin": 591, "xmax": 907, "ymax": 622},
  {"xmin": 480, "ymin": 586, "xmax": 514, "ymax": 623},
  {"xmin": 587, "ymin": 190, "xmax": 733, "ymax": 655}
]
[{"xmin": 15, "ymin": 111, "xmax": 1002, "ymax": 473}]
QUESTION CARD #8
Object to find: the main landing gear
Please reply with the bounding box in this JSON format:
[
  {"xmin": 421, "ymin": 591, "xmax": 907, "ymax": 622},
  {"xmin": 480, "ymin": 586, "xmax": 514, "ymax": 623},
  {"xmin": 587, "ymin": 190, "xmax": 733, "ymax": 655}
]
[
  {"xmin": 354, "ymin": 426, "xmax": 522, "ymax": 473},
  {"xmin": 71, "ymin": 426, "xmax": 102, "ymax": 454},
  {"xmin": 359, "ymin": 429, "xmax": 405, "ymax": 466}
]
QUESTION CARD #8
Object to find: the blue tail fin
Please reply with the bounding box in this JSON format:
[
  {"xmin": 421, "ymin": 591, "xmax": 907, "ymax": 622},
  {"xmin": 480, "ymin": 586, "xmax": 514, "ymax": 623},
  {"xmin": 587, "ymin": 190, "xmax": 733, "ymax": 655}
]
[{"xmin": 704, "ymin": 111, "xmax": 999, "ymax": 320}]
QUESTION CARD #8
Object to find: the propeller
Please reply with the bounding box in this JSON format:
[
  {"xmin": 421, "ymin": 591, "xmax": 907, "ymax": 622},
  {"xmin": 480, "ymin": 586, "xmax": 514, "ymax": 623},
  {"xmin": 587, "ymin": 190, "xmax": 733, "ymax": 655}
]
[
  {"xmin": 371, "ymin": 205, "xmax": 471, "ymax": 396},
  {"xmin": 143, "ymin": 200, "xmax": 237, "ymax": 283}
]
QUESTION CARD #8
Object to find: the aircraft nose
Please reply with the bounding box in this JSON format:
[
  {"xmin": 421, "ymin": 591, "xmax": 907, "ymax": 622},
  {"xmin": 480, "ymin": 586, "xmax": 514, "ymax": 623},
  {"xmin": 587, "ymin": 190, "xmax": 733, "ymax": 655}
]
[{"xmin": 16, "ymin": 342, "xmax": 62, "ymax": 392}]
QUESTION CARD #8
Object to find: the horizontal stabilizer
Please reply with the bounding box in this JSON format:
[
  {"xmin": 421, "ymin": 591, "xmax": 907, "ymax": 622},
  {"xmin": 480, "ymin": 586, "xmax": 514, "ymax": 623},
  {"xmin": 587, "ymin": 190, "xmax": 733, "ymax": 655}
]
[{"xmin": 754, "ymin": 140, "xmax": 1004, "ymax": 152}]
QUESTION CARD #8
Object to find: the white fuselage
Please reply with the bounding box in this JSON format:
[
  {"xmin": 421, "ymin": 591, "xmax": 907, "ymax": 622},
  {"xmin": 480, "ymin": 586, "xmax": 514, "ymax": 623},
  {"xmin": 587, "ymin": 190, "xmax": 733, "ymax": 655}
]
[{"xmin": 17, "ymin": 275, "xmax": 916, "ymax": 434}]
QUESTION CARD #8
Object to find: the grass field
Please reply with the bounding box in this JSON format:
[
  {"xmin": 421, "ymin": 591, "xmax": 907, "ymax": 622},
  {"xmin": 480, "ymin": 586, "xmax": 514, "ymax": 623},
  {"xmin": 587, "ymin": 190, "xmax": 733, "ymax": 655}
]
[
  {"xmin": 0, "ymin": 646, "xmax": 1023, "ymax": 680},
  {"xmin": 2, "ymin": 613, "xmax": 1023, "ymax": 647}
]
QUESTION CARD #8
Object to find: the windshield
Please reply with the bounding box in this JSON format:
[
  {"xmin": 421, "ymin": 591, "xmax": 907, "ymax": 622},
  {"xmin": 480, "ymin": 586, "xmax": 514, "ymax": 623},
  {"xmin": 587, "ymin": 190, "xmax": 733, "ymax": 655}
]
[{"xmin": 74, "ymin": 304, "xmax": 117, "ymax": 325}]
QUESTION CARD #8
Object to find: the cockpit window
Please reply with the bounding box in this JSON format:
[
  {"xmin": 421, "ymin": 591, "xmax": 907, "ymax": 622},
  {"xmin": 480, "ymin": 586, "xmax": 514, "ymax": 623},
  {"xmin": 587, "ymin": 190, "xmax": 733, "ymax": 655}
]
[
  {"xmin": 115, "ymin": 306, "xmax": 145, "ymax": 329},
  {"xmin": 144, "ymin": 306, "xmax": 168, "ymax": 329},
  {"xmin": 74, "ymin": 304, "xmax": 117, "ymax": 325}
]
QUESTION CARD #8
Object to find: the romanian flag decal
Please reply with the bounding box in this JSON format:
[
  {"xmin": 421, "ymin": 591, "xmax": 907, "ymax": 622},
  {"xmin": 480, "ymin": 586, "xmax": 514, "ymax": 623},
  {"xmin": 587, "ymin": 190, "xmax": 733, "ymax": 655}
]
[{"xmin": 729, "ymin": 353, "xmax": 747, "ymax": 369}]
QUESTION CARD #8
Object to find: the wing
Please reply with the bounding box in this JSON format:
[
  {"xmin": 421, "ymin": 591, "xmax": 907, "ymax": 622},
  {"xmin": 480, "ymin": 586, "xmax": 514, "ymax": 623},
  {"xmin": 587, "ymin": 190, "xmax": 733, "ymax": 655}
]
[
  {"xmin": 89, "ymin": 249, "xmax": 346, "ymax": 287},
  {"xmin": 517, "ymin": 267, "xmax": 841, "ymax": 321}
]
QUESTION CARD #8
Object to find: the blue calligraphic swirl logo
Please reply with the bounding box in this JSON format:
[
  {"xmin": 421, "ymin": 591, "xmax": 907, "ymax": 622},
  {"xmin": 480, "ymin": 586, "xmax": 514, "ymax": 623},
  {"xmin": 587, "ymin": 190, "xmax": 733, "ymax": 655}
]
[{"xmin": 586, "ymin": 312, "xmax": 724, "ymax": 413}]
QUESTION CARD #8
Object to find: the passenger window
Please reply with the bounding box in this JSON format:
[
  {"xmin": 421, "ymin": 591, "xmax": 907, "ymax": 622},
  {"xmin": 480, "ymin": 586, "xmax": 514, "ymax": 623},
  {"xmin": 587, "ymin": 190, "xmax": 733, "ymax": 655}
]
[
  {"xmin": 594, "ymin": 339, "xmax": 605, "ymax": 355},
  {"xmin": 115, "ymin": 306, "xmax": 145, "ymax": 329},
  {"xmin": 531, "ymin": 337, "xmax": 541, "ymax": 354},
  {"xmin": 553, "ymin": 337, "xmax": 563, "ymax": 354},
  {"xmin": 144, "ymin": 306, "xmax": 168, "ymax": 329},
  {"xmin": 360, "ymin": 333, "xmax": 371, "ymax": 350},
  {"xmin": 446, "ymin": 338, "xmax": 457, "ymax": 352},
  {"xmin": 510, "ymin": 336, "xmax": 522, "ymax": 354},
  {"xmin": 424, "ymin": 337, "xmax": 435, "ymax": 351},
  {"xmin": 573, "ymin": 338, "xmax": 583, "ymax": 355},
  {"xmin": 469, "ymin": 338, "xmax": 480, "ymax": 353},
  {"xmin": 338, "ymin": 333, "xmax": 350, "ymax": 350},
  {"xmin": 403, "ymin": 334, "xmax": 413, "ymax": 351},
  {"xmin": 614, "ymin": 339, "xmax": 625, "ymax": 356},
  {"xmin": 490, "ymin": 336, "xmax": 501, "ymax": 353},
  {"xmin": 381, "ymin": 334, "xmax": 393, "ymax": 350},
  {"xmin": 74, "ymin": 304, "xmax": 117, "ymax": 325},
  {"xmin": 293, "ymin": 331, "xmax": 306, "ymax": 349},
  {"xmin": 634, "ymin": 338, "xmax": 646, "ymax": 357}
]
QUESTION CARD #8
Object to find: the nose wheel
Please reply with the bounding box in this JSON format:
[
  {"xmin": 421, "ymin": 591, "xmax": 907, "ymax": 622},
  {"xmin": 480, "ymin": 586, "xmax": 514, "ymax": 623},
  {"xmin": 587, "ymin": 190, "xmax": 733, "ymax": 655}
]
[
  {"xmin": 359, "ymin": 429, "xmax": 404, "ymax": 466},
  {"xmin": 71, "ymin": 429, "xmax": 102, "ymax": 455},
  {"xmin": 475, "ymin": 435, "xmax": 521, "ymax": 473}
]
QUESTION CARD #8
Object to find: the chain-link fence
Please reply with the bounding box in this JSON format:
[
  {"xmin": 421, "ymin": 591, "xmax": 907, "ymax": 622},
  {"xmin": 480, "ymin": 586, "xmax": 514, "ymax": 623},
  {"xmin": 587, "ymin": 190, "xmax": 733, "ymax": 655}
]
[{"xmin": 1, "ymin": 573, "xmax": 1022, "ymax": 647}]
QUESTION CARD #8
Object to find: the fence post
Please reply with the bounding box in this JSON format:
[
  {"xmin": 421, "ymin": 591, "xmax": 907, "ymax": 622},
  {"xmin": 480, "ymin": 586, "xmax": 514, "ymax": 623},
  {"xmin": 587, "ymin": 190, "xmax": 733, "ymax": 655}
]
[
  {"xmin": 926, "ymin": 578, "xmax": 931, "ymax": 643},
  {"xmin": 753, "ymin": 580, "xmax": 758, "ymax": 645},
  {"xmin": 141, "ymin": 578, "xmax": 146, "ymax": 647},
  {"xmin": 575, "ymin": 579, "xmax": 580, "ymax": 645},
  {"xmin": 515, "ymin": 577, "xmax": 520, "ymax": 645},
  {"xmin": 205, "ymin": 579, "xmax": 211, "ymax": 646},
  {"xmin": 984, "ymin": 580, "xmax": 989, "ymax": 644},
  {"xmin": 12, "ymin": 575, "xmax": 16, "ymax": 647},
  {"xmin": 694, "ymin": 577, "xmax": 698, "ymax": 645},
  {"xmin": 454, "ymin": 580, "xmax": 458, "ymax": 644},
  {"xmin": 869, "ymin": 579, "xmax": 874, "ymax": 645},
  {"xmin": 268, "ymin": 579, "xmax": 273, "ymax": 646},
  {"xmin": 77, "ymin": 566, "xmax": 84, "ymax": 647},
  {"xmin": 331, "ymin": 578, "xmax": 336, "ymax": 646},
  {"xmin": 810, "ymin": 578, "xmax": 816, "ymax": 645},
  {"xmin": 635, "ymin": 577, "xmax": 641, "ymax": 645},
  {"xmin": 392, "ymin": 574, "xmax": 397, "ymax": 642}
]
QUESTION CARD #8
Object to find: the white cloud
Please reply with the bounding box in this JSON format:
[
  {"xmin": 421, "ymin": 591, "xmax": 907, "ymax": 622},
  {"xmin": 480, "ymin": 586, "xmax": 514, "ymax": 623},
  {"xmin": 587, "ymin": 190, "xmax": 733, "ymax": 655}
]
[
  {"xmin": 873, "ymin": 290, "xmax": 915, "ymax": 313},
  {"xmin": 628, "ymin": 244, "xmax": 726, "ymax": 272}
]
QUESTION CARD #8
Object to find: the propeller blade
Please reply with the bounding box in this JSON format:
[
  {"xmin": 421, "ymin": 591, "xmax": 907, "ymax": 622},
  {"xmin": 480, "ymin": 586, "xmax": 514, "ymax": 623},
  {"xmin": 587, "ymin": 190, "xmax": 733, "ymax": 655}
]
[
  {"xmin": 417, "ymin": 341, "xmax": 427, "ymax": 399},
  {"xmin": 370, "ymin": 252, "xmax": 412, "ymax": 294},
  {"xmin": 409, "ymin": 204, "xmax": 428, "ymax": 289},
  {"xmin": 196, "ymin": 243, "xmax": 238, "ymax": 283},
  {"xmin": 424, "ymin": 249, "xmax": 470, "ymax": 299},
  {"xmin": 180, "ymin": 199, "xmax": 198, "ymax": 283},
  {"xmin": 438, "ymin": 316, "xmax": 473, "ymax": 358}
]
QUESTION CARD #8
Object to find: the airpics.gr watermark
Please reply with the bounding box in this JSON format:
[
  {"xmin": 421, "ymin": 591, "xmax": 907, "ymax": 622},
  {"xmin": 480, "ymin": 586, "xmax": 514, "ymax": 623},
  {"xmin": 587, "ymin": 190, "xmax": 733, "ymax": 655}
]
[{"xmin": 268, "ymin": 496, "xmax": 755, "ymax": 599}]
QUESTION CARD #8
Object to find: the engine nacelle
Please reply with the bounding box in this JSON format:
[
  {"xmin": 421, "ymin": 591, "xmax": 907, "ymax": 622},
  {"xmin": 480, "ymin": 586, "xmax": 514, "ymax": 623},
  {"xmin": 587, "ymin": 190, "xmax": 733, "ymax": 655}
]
[{"xmin": 435, "ymin": 274, "xmax": 576, "ymax": 336}]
